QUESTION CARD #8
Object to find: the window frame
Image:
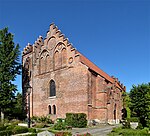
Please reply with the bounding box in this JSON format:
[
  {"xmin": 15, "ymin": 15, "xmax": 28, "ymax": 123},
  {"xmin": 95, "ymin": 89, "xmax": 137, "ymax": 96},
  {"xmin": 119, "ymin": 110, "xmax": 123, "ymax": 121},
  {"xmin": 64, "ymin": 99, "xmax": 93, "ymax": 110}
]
[{"xmin": 49, "ymin": 80, "xmax": 56, "ymax": 97}]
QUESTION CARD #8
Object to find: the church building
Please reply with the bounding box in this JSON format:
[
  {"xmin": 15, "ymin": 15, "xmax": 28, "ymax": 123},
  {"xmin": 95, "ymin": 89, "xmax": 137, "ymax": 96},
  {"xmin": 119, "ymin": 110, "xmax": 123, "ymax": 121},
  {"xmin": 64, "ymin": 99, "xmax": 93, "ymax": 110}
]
[{"xmin": 22, "ymin": 23, "xmax": 126, "ymax": 124}]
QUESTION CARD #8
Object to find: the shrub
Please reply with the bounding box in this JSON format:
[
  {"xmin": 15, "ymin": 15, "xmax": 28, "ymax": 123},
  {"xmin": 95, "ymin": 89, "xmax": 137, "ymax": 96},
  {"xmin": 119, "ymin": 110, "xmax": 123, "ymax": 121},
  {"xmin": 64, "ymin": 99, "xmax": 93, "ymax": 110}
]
[
  {"xmin": 31, "ymin": 116, "xmax": 38, "ymax": 122},
  {"xmin": 56, "ymin": 118, "xmax": 65, "ymax": 123},
  {"xmin": 65, "ymin": 113, "xmax": 87, "ymax": 128},
  {"xmin": 137, "ymin": 123, "xmax": 143, "ymax": 129},
  {"xmin": 35, "ymin": 123, "xmax": 45, "ymax": 128},
  {"xmin": 111, "ymin": 127, "xmax": 122, "ymax": 133},
  {"xmin": 28, "ymin": 128, "xmax": 36, "ymax": 133},
  {"xmin": 0, "ymin": 125, "xmax": 7, "ymax": 131},
  {"xmin": 54, "ymin": 121, "xmax": 66, "ymax": 130},
  {"xmin": 122, "ymin": 119, "xmax": 131, "ymax": 129},
  {"xmin": 31, "ymin": 116, "xmax": 53, "ymax": 124},
  {"xmin": 13, "ymin": 126, "xmax": 28, "ymax": 134},
  {"xmin": 143, "ymin": 127, "xmax": 149, "ymax": 133},
  {"xmin": 9, "ymin": 119, "xmax": 21, "ymax": 125},
  {"xmin": 129, "ymin": 117, "xmax": 139, "ymax": 122},
  {"xmin": 6, "ymin": 124, "xmax": 16, "ymax": 130},
  {"xmin": 0, "ymin": 130, "xmax": 12, "ymax": 136}
]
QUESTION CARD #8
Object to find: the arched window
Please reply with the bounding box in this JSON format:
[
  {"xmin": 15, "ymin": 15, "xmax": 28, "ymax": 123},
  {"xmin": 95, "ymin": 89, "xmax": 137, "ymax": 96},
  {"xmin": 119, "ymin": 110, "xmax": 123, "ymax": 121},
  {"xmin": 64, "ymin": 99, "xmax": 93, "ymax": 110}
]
[
  {"xmin": 53, "ymin": 105, "xmax": 56, "ymax": 114},
  {"xmin": 50, "ymin": 80, "xmax": 56, "ymax": 97},
  {"xmin": 48, "ymin": 105, "xmax": 51, "ymax": 114}
]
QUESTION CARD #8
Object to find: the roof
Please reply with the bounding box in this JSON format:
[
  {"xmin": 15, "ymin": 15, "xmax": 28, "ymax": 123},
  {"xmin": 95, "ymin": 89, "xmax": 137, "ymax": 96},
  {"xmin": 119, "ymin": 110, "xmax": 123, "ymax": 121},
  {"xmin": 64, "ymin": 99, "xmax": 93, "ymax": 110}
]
[{"xmin": 79, "ymin": 53, "xmax": 125, "ymax": 91}]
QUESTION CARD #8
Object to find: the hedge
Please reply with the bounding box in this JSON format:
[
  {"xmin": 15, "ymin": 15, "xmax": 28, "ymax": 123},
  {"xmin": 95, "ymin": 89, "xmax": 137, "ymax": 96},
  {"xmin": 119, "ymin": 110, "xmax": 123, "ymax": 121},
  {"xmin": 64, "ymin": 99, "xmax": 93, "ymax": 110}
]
[{"xmin": 65, "ymin": 113, "xmax": 87, "ymax": 128}]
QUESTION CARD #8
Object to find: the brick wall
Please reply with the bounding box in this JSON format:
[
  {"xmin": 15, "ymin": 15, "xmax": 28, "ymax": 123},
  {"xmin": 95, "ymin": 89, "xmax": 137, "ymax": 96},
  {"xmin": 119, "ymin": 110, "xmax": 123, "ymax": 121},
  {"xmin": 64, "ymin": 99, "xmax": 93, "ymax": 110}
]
[{"xmin": 22, "ymin": 23, "xmax": 125, "ymax": 123}]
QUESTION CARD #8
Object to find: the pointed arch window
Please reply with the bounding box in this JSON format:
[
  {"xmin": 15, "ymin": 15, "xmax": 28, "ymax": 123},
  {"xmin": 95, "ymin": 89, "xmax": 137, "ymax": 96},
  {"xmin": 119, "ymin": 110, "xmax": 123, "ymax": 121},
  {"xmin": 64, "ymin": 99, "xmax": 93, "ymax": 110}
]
[
  {"xmin": 48, "ymin": 105, "xmax": 51, "ymax": 114},
  {"xmin": 53, "ymin": 105, "xmax": 56, "ymax": 114},
  {"xmin": 50, "ymin": 80, "xmax": 56, "ymax": 97}
]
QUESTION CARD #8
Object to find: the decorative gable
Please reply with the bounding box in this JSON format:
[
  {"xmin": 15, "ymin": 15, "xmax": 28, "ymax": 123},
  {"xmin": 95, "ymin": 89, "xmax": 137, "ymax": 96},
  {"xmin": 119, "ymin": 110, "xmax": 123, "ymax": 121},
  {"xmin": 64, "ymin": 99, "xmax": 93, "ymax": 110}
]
[{"xmin": 23, "ymin": 23, "xmax": 80, "ymax": 75}]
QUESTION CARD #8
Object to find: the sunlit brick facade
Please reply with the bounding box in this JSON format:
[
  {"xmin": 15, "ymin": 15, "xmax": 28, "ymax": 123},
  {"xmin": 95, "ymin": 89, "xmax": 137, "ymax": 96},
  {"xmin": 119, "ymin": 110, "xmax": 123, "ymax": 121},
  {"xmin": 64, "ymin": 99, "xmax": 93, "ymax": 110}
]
[{"xmin": 22, "ymin": 23, "xmax": 126, "ymax": 124}]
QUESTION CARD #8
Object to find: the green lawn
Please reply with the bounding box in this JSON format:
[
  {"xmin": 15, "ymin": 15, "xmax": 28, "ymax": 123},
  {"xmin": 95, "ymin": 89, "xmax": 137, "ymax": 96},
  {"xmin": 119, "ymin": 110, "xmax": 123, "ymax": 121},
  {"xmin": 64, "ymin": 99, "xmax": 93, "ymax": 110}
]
[{"xmin": 108, "ymin": 127, "xmax": 150, "ymax": 136}]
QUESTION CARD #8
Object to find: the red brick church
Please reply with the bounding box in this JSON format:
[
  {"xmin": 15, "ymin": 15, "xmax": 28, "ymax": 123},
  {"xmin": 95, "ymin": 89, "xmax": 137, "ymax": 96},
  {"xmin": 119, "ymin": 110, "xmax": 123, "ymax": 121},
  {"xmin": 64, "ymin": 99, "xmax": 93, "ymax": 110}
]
[{"xmin": 22, "ymin": 23, "xmax": 125, "ymax": 124}]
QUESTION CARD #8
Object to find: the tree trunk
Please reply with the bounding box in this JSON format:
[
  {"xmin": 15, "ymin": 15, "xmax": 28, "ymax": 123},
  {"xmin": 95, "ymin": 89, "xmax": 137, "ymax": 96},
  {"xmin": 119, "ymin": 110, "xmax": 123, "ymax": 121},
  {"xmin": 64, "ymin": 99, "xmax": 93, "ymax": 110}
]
[{"xmin": 1, "ymin": 110, "xmax": 4, "ymax": 123}]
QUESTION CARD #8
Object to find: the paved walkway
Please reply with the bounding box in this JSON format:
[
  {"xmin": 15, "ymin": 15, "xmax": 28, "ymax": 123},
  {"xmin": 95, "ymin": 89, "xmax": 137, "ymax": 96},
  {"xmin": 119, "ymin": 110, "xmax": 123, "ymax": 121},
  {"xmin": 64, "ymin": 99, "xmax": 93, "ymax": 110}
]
[
  {"xmin": 12, "ymin": 124, "xmax": 118, "ymax": 136},
  {"xmin": 71, "ymin": 125, "xmax": 117, "ymax": 136}
]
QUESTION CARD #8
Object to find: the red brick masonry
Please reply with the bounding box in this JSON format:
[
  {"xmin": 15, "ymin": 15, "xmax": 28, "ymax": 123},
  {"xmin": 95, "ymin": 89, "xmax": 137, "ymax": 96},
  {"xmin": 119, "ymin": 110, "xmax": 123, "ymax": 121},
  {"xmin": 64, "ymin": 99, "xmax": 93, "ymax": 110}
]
[{"xmin": 22, "ymin": 23, "xmax": 125, "ymax": 124}]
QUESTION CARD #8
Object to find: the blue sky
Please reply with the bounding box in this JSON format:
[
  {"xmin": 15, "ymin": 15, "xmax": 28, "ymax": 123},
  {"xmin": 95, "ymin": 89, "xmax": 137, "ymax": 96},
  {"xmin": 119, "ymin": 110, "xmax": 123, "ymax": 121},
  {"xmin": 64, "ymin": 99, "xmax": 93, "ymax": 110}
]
[{"xmin": 0, "ymin": 0, "xmax": 150, "ymax": 92}]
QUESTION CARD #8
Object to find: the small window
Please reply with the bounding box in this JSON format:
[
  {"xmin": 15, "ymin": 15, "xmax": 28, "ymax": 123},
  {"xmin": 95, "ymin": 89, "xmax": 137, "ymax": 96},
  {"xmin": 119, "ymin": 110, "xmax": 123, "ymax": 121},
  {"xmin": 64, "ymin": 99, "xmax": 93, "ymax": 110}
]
[
  {"xmin": 50, "ymin": 80, "xmax": 56, "ymax": 97},
  {"xmin": 53, "ymin": 105, "xmax": 56, "ymax": 114},
  {"xmin": 48, "ymin": 105, "xmax": 51, "ymax": 114}
]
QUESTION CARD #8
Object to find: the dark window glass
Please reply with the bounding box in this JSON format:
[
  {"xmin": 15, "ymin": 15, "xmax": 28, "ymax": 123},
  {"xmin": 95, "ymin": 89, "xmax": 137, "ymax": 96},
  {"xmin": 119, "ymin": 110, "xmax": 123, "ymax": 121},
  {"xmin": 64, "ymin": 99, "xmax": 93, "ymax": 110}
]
[
  {"xmin": 50, "ymin": 80, "xmax": 56, "ymax": 97},
  {"xmin": 48, "ymin": 105, "xmax": 51, "ymax": 114},
  {"xmin": 53, "ymin": 105, "xmax": 56, "ymax": 114}
]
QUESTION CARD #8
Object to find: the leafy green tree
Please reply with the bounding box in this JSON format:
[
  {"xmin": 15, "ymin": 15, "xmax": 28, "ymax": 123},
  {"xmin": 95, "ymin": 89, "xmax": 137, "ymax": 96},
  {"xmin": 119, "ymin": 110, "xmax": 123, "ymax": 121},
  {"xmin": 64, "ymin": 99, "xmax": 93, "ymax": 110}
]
[
  {"xmin": 122, "ymin": 92, "xmax": 131, "ymax": 119},
  {"xmin": 129, "ymin": 83, "xmax": 150, "ymax": 128},
  {"xmin": 5, "ymin": 92, "xmax": 26, "ymax": 120},
  {"xmin": 13, "ymin": 93, "xmax": 25, "ymax": 120},
  {"xmin": 0, "ymin": 28, "xmax": 21, "ymax": 121}
]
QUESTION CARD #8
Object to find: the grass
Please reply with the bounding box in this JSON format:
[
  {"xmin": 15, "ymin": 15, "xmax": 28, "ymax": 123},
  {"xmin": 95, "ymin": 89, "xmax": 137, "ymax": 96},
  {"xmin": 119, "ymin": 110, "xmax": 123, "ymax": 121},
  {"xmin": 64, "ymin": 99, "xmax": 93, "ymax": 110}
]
[{"xmin": 108, "ymin": 127, "xmax": 150, "ymax": 136}]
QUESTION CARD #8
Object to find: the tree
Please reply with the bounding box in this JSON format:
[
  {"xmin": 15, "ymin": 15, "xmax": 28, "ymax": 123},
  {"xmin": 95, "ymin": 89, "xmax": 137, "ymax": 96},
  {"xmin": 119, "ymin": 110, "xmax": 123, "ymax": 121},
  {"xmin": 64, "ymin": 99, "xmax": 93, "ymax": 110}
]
[
  {"xmin": 0, "ymin": 28, "xmax": 21, "ymax": 121},
  {"xmin": 4, "ymin": 92, "xmax": 26, "ymax": 120},
  {"xmin": 129, "ymin": 83, "xmax": 150, "ymax": 128},
  {"xmin": 122, "ymin": 92, "xmax": 131, "ymax": 119}
]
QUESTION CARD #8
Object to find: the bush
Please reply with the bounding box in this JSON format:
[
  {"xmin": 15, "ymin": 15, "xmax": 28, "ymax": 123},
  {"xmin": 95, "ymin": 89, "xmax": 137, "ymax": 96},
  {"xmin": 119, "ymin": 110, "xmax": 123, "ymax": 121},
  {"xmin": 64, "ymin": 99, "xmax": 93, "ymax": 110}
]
[
  {"xmin": 35, "ymin": 123, "xmax": 46, "ymax": 128},
  {"xmin": 111, "ymin": 127, "xmax": 122, "ymax": 133},
  {"xmin": 0, "ymin": 130, "xmax": 12, "ymax": 136},
  {"xmin": 9, "ymin": 119, "xmax": 21, "ymax": 125},
  {"xmin": 0, "ymin": 124, "xmax": 37, "ymax": 135},
  {"xmin": 31, "ymin": 116, "xmax": 53, "ymax": 124},
  {"xmin": 56, "ymin": 118, "xmax": 65, "ymax": 123},
  {"xmin": 28, "ymin": 128, "xmax": 36, "ymax": 133},
  {"xmin": 6, "ymin": 124, "xmax": 16, "ymax": 130},
  {"xmin": 128, "ymin": 117, "xmax": 139, "ymax": 122},
  {"xmin": 54, "ymin": 121, "xmax": 66, "ymax": 130},
  {"xmin": 0, "ymin": 125, "xmax": 7, "ymax": 131},
  {"xmin": 13, "ymin": 126, "xmax": 28, "ymax": 134},
  {"xmin": 137, "ymin": 123, "xmax": 143, "ymax": 129},
  {"xmin": 122, "ymin": 119, "xmax": 131, "ymax": 129},
  {"xmin": 65, "ymin": 113, "xmax": 87, "ymax": 128},
  {"xmin": 143, "ymin": 127, "xmax": 149, "ymax": 133}
]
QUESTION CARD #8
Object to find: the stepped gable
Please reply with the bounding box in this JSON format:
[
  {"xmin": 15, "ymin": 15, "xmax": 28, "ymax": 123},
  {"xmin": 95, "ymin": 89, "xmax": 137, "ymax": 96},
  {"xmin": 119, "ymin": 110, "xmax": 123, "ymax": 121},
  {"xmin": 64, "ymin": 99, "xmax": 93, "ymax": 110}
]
[
  {"xmin": 23, "ymin": 43, "xmax": 33, "ymax": 55},
  {"xmin": 23, "ymin": 23, "xmax": 79, "ymax": 59},
  {"xmin": 22, "ymin": 23, "xmax": 125, "ymax": 91},
  {"xmin": 44, "ymin": 23, "xmax": 78, "ymax": 52}
]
